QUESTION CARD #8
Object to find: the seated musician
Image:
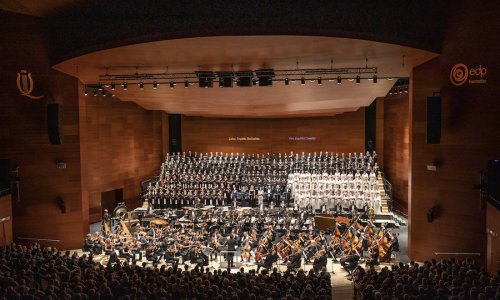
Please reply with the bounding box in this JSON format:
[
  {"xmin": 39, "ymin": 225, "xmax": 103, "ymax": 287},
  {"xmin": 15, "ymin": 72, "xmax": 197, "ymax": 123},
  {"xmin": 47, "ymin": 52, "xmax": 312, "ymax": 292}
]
[
  {"xmin": 190, "ymin": 244, "xmax": 209, "ymax": 267},
  {"xmin": 287, "ymin": 251, "xmax": 302, "ymax": 271},
  {"xmin": 313, "ymin": 248, "xmax": 328, "ymax": 273},
  {"xmin": 83, "ymin": 234, "xmax": 94, "ymax": 252},
  {"xmin": 256, "ymin": 246, "xmax": 278, "ymax": 273},
  {"xmin": 120, "ymin": 246, "xmax": 134, "ymax": 263},
  {"xmin": 366, "ymin": 244, "xmax": 379, "ymax": 266},
  {"xmin": 164, "ymin": 244, "xmax": 179, "ymax": 268},
  {"xmin": 340, "ymin": 249, "xmax": 360, "ymax": 277}
]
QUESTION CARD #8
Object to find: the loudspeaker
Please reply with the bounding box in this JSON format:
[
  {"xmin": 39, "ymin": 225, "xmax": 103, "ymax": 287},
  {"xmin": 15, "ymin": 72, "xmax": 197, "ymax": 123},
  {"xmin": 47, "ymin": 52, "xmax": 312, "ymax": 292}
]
[
  {"xmin": 365, "ymin": 100, "xmax": 376, "ymax": 152},
  {"xmin": 0, "ymin": 159, "xmax": 10, "ymax": 195},
  {"xmin": 168, "ymin": 114, "xmax": 182, "ymax": 154},
  {"xmin": 58, "ymin": 198, "xmax": 66, "ymax": 214},
  {"xmin": 47, "ymin": 104, "xmax": 63, "ymax": 145},
  {"xmin": 426, "ymin": 208, "xmax": 434, "ymax": 223},
  {"xmin": 426, "ymin": 96, "xmax": 441, "ymax": 144}
]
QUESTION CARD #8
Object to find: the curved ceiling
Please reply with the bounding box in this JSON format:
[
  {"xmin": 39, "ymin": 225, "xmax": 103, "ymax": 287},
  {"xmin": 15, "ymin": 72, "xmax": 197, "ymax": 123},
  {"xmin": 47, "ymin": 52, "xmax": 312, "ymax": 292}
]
[{"xmin": 55, "ymin": 35, "xmax": 436, "ymax": 118}]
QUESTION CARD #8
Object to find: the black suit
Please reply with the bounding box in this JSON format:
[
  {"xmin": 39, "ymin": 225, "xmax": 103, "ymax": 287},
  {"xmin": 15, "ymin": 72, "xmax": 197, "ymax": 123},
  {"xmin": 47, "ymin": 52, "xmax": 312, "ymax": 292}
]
[
  {"xmin": 287, "ymin": 252, "xmax": 301, "ymax": 271},
  {"xmin": 226, "ymin": 236, "xmax": 237, "ymax": 268},
  {"xmin": 313, "ymin": 253, "xmax": 327, "ymax": 273}
]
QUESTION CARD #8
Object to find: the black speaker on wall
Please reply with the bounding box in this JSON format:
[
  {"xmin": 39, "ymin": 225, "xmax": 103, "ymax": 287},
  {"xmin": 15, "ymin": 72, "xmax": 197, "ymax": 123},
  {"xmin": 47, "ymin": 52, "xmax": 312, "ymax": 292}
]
[
  {"xmin": 426, "ymin": 96, "xmax": 441, "ymax": 144},
  {"xmin": 168, "ymin": 114, "xmax": 182, "ymax": 154},
  {"xmin": 0, "ymin": 159, "xmax": 10, "ymax": 195},
  {"xmin": 47, "ymin": 103, "xmax": 63, "ymax": 145},
  {"xmin": 426, "ymin": 208, "xmax": 435, "ymax": 223},
  {"xmin": 365, "ymin": 100, "xmax": 376, "ymax": 152}
]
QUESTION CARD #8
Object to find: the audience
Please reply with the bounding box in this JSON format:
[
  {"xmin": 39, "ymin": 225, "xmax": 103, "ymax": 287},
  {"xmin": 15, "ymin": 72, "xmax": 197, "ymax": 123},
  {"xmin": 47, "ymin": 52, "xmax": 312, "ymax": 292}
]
[
  {"xmin": 353, "ymin": 258, "xmax": 500, "ymax": 300},
  {"xmin": 0, "ymin": 243, "xmax": 332, "ymax": 300}
]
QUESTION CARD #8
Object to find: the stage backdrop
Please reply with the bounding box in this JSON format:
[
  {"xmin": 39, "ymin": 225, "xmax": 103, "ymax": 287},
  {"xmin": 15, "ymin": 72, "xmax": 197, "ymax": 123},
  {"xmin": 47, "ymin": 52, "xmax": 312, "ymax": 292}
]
[{"xmin": 182, "ymin": 110, "xmax": 365, "ymax": 155}]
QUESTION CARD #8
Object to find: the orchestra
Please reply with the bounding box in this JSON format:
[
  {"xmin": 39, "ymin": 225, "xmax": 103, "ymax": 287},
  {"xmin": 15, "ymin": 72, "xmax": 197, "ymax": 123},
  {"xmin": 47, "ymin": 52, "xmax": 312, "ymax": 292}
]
[{"xmin": 84, "ymin": 205, "xmax": 399, "ymax": 273}]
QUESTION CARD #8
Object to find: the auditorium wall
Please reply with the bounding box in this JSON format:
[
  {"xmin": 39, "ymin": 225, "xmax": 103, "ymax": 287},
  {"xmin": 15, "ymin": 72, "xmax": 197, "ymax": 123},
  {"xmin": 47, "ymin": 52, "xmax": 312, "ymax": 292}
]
[
  {"xmin": 0, "ymin": 194, "xmax": 13, "ymax": 246},
  {"xmin": 409, "ymin": 0, "xmax": 500, "ymax": 263},
  {"xmin": 383, "ymin": 93, "xmax": 409, "ymax": 214},
  {"xmin": 0, "ymin": 11, "xmax": 85, "ymax": 249},
  {"xmin": 182, "ymin": 110, "xmax": 365, "ymax": 155},
  {"xmin": 79, "ymin": 93, "xmax": 165, "ymax": 223}
]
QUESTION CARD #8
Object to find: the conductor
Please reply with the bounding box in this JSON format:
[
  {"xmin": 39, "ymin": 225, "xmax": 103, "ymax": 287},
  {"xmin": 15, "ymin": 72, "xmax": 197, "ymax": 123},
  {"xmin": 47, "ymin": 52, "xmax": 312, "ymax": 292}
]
[{"xmin": 226, "ymin": 233, "xmax": 237, "ymax": 269}]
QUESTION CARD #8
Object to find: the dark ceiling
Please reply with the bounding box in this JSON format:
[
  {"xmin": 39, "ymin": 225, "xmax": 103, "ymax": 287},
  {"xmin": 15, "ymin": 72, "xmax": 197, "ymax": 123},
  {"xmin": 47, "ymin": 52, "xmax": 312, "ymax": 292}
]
[{"xmin": 37, "ymin": 0, "xmax": 452, "ymax": 65}]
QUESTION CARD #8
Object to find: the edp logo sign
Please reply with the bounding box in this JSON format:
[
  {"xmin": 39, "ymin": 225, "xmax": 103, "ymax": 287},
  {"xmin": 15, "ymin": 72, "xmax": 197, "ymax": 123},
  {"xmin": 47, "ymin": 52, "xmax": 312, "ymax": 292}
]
[{"xmin": 450, "ymin": 63, "xmax": 487, "ymax": 86}]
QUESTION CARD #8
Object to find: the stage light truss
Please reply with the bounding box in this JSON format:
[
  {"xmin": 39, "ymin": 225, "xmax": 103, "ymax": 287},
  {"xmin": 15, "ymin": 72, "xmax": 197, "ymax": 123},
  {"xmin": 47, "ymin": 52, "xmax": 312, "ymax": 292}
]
[{"xmin": 86, "ymin": 67, "xmax": 393, "ymax": 88}]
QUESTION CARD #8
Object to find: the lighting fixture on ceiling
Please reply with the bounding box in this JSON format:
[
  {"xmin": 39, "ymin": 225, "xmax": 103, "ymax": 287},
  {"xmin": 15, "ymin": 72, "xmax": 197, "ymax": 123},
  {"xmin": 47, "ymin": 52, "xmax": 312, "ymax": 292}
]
[
  {"xmin": 111, "ymin": 82, "xmax": 116, "ymax": 90},
  {"xmin": 317, "ymin": 77, "xmax": 322, "ymax": 85},
  {"xmin": 122, "ymin": 82, "xmax": 128, "ymax": 90},
  {"xmin": 84, "ymin": 87, "xmax": 88, "ymax": 96},
  {"xmin": 153, "ymin": 81, "xmax": 159, "ymax": 89},
  {"xmin": 139, "ymin": 81, "xmax": 144, "ymax": 90},
  {"xmin": 356, "ymin": 75, "xmax": 361, "ymax": 84},
  {"xmin": 301, "ymin": 77, "xmax": 305, "ymax": 85},
  {"xmin": 184, "ymin": 80, "xmax": 189, "ymax": 88},
  {"xmin": 337, "ymin": 76, "xmax": 342, "ymax": 84}
]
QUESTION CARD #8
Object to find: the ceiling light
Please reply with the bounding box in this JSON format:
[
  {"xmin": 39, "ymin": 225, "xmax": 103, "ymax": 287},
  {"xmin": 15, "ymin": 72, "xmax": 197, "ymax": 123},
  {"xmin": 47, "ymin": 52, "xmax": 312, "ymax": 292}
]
[
  {"xmin": 387, "ymin": 77, "xmax": 394, "ymax": 80},
  {"xmin": 153, "ymin": 81, "xmax": 158, "ymax": 89},
  {"xmin": 122, "ymin": 82, "xmax": 128, "ymax": 90},
  {"xmin": 139, "ymin": 82, "xmax": 144, "ymax": 90},
  {"xmin": 301, "ymin": 77, "xmax": 305, "ymax": 85},
  {"xmin": 184, "ymin": 80, "xmax": 189, "ymax": 88},
  {"xmin": 170, "ymin": 81, "xmax": 176, "ymax": 89},
  {"xmin": 111, "ymin": 82, "xmax": 116, "ymax": 90},
  {"xmin": 373, "ymin": 75, "xmax": 378, "ymax": 83},
  {"xmin": 84, "ymin": 87, "xmax": 88, "ymax": 96},
  {"xmin": 317, "ymin": 77, "xmax": 322, "ymax": 85},
  {"xmin": 356, "ymin": 75, "xmax": 361, "ymax": 84},
  {"xmin": 404, "ymin": 86, "xmax": 408, "ymax": 93},
  {"xmin": 98, "ymin": 83, "xmax": 103, "ymax": 91},
  {"xmin": 93, "ymin": 88, "xmax": 97, "ymax": 96},
  {"xmin": 337, "ymin": 76, "xmax": 342, "ymax": 84},
  {"xmin": 284, "ymin": 78, "xmax": 289, "ymax": 85},
  {"xmin": 102, "ymin": 90, "xmax": 107, "ymax": 97},
  {"xmin": 252, "ymin": 79, "xmax": 258, "ymax": 86}
]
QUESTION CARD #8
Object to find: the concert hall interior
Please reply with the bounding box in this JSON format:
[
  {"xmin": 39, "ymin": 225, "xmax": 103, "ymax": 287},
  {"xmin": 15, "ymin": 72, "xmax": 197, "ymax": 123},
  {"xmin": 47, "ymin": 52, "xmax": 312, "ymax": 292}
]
[{"xmin": 0, "ymin": 1, "xmax": 499, "ymax": 299}]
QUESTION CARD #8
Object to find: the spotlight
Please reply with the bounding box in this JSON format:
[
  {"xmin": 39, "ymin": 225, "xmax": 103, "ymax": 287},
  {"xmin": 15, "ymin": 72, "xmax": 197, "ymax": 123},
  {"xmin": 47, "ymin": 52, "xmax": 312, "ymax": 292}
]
[
  {"xmin": 387, "ymin": 77, "xmax": 394, "ymax": 80},
  {"xmin": 98, "ymin": 83, "xmax": 103, "ymax": 91},
  {"xmin": 252, "ymin": 79, "xmax": 258, "ymax": 86},
  {"xmin": 284, "ymin": 78, "xmax": 289, "ymax": 85},
  {"xmin": 111, "ymin": 82, "xmax": 116, "ymax": 90},
  {"xmin": 337, "ymin": 76, "xmax": 342, "ymax": 84},
  {"xmin": 139, "ymin": 82, "xmax": 144, "ymax": 90},
  {"xmin": 153, "ymin": 81, "xmax": 159, "ymax": 89},
  {"xmin": 388, "ymin": 90, "xmax": 393, "ymax": 95},
  {"xmin": 317, "ymin": 77, "xmax": 322, "ymax": 85},
  {"xmin": 169, "ymin": 81, "xmax": 176, "ymax": 89},
  {"xmin": 404, "ymin": 86, "xmax": 408, "ymax": 93},
  {"xmin": 93, "ymin": 88, "xmax": 97, "ymax": 96},
  {"xmin": 399, "ymin": 88, "xmax": 403, "ymax": 94},
  {"xmin": 184, "ymin": 80, "xmax": 189, "ymax": 88},
  {"xmin": 356, "ymin": 75, "xmax": 361, "ymax": 84},
  {"xmin": 373, "ymin": 75, "xmax": 378, "ymax": 83},
  {"xmin": 236, "ymin": 78, "xmax": 241, "ymax": 87},
  {"xmin": 84, "ymin": 87, "xmax": 88, "ymax": 96},
  {"xmin": 122, "ymin": 82, "xmax": 128, "ymax": 90},
  {"xmin": 102, "ymin": 90, "xmax": 107, "ymax": 97},
  {"xmin": 301, "ymin": 77, "xmax": 305, "ymax": 85}
]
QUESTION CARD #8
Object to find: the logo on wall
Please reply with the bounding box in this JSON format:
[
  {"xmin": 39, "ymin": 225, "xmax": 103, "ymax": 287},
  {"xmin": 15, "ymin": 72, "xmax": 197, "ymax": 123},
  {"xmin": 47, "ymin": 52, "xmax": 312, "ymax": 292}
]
[
  {"xmin": 450, "ymin": 63, "xmax": 487, "ymax": 86},
  {"xmin": 16, "ymin": 70, "xmax": 44, "ymax": 99}
]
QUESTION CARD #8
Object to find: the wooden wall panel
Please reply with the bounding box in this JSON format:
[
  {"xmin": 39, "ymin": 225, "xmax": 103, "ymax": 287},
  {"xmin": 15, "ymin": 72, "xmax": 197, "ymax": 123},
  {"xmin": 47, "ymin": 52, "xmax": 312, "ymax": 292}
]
[
  {"xmin": 486, "ymin": 202, "xmax": 500, "ymax": 273},
  {"xmin": 384, "ymin": 93, "xmax": 409, "ymax": 214},
  {"xmin": 0, "ymin": 195, "xmax": 13, "ymax": 246},
  {"xmin": 79, "ymin": 91, "xmax": 164, "ymax": 223},
  {"xmin": 182, "ymin": 110, "xmax": 365, "ymax": 155},
  {"xmin": 0, "ymin": 12, "xmax": 84, "ymax": 250},
  {"xmin": 409, "ymin": 0, "xmax": 500, "ymax": 263}
]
